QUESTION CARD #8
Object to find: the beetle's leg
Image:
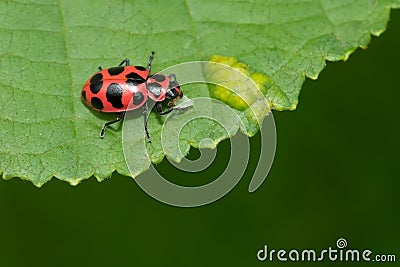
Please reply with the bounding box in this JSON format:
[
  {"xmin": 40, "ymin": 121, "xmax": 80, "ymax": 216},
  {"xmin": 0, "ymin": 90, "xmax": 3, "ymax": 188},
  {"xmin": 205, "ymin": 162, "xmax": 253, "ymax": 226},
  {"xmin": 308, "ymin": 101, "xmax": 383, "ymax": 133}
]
[
  {"xmin": 155, "ymin": 102, "xmax": 174, "ymax": 115},
  {"xmin": 118, "ymin": 59, "xmax": 130, "ymax": 67},
  {"xmin": 147, "ymin": 51, "xmax": 155, "ymax": 72},
  {"xmin": 143, "ymin": 104, "xmax": 151, "ymax": 143},
  {"xmin": 98, "ymin": 66, "xmax": 103, "ymax": 71},
  {"xmin": 100, "ymin": 112, "xmax": 125, "ymax": 138}
]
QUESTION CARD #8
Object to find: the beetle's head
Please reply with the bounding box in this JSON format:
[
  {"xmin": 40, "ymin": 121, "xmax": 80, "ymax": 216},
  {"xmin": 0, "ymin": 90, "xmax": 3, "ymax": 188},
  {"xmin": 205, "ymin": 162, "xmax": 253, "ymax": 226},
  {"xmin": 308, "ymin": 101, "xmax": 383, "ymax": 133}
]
[{"xmin": 165, "ymin": 74, "xmax": 183, "ymax": 104}]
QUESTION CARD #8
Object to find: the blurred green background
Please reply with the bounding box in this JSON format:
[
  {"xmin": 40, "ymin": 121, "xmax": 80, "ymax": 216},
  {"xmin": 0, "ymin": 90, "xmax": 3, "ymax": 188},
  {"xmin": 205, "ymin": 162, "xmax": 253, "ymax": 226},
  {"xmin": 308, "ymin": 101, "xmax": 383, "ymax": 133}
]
[{"xmin": 1, "ymin": 10, "xmax": 399, "ymax": 267}]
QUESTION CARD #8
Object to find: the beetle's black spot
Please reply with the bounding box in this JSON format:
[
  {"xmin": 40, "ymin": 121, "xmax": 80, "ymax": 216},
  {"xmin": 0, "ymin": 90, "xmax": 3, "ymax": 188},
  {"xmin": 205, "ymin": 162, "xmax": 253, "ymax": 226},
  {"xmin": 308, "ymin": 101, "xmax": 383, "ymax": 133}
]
[
  {"xmin": 126, "ymin": 72, "xmax": 143, "ymax": 79},
  {"xmin": 90, "ymin": 73, "xmax": 103, "ymax": 83},
  {"xmin": 106, "ymin": 83, "xmax": 124, "ymax": 109},
  {"xmin": 81, "ymin": 90, "xmax": 87, "ymax": 101},
  {"xmin": 91, "ymin": 97, "xmax": 104, "ymax": 110},
  {"xmin": 126, "ymin": 72, "xmax": 146, "ymax": 85},
  {"xmin": 108, "ymin": 66, "xmax": 125, "ymax": 76},
  {"xmin": 135, "ymin": 65, "xmax": 147, "ymax": 71},
  {"xmin": 90, "ymin": 81, "xmax": 103, "ymax": 94},
  {"xmin": 147, "ymin": 82, "xmax": 162, "ymax": 97},
  {"xmin": 151, "ymin": 74, "xmax": 166, "ymax": 82},
  {"xmin": 168, "ymin": 80, "xmax": 179, "ymax": 89},
  {"xmin": 133, "ymin": 92, "xmax": 144, "ymax": 105},
  {"xmin": 127, "ymin": 79, "xmax": 142, "ymax": 86}
]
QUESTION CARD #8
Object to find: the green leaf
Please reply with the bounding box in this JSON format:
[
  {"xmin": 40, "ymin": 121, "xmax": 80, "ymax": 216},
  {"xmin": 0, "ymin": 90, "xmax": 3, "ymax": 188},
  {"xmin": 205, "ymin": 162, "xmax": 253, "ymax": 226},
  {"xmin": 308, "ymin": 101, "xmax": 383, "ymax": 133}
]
[{"xmin": 0, "ymin": 0, "xmax": 399, "ymax": 186}]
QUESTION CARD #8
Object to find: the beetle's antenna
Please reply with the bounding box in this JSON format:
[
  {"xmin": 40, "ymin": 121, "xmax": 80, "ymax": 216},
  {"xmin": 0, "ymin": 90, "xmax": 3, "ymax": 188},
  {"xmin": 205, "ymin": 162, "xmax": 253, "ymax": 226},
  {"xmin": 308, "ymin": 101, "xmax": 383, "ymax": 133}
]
[
  {"xmin": 147, "ymin": 51, "xmax": 155, "ymax": 72},
  {"xmin": 169, "ymin": 73, "xmax": 177, "ymax": 82}
]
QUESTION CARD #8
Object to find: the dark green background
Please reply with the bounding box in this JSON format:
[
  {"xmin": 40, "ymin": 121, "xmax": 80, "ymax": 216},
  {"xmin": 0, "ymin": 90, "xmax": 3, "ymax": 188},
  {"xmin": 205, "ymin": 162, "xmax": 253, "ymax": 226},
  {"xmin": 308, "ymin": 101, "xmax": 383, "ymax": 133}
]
[{"xmin": 1, "ymin": 11, "xmax": 399, "ymax": 267}]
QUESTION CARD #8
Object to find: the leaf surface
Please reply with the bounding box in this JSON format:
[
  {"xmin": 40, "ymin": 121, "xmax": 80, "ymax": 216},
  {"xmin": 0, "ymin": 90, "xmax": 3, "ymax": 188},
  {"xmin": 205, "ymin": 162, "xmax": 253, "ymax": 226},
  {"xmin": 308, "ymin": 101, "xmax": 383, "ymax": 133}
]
[{"xmin": 0, "ymin": 0, "xmax": 399, "ymax": 185}]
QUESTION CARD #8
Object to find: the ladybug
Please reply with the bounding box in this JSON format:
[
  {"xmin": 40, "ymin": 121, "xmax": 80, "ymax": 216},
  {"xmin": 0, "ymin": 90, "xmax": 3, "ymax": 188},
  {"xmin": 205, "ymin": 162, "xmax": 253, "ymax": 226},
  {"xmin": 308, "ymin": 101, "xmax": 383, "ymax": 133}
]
[{"xmin": 81, "ymin": 51, "xmax": 183, "ymax": 142}]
